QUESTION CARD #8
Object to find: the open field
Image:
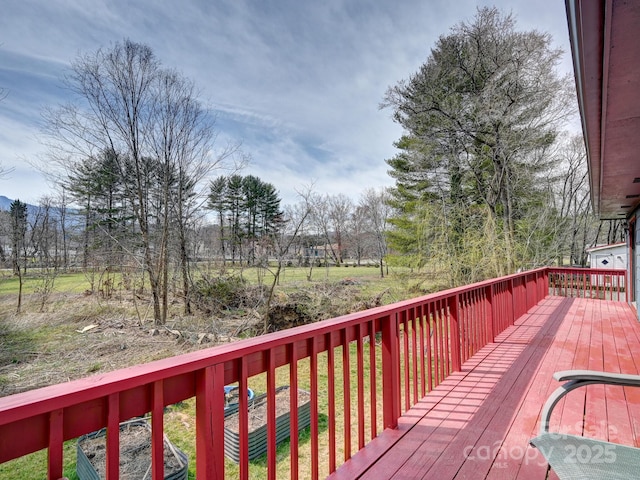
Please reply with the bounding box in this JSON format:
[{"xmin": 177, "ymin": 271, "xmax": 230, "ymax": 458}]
[{"xmin": 0, "ymin": 265, "xmax": 436, "ymax": 479}]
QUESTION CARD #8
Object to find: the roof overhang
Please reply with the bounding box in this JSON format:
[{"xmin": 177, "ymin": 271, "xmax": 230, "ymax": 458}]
[{"xmin": 565, "ymin": 0, "xmax": 640, "ymax": 219}]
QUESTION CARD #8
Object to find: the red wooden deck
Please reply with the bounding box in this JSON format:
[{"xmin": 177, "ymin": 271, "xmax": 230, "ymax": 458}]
[{"xmin": 331, "ymin": 296, "xmax": 640, "ymax": 479}]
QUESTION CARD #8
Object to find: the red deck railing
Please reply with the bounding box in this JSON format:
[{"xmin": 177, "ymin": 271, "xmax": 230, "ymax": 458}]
[{"xmin": 0, "ymin": 267, "xmax": 627, "ymax": 479}]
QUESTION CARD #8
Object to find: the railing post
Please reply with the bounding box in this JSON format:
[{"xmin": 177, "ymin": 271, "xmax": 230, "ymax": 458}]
[
  {"xmin": 47, "ymin": 409, "xmax": 63, "ymax": 480},
  {"xmin": 151, "ymin": 380, "xmax": 164, "ymax": 480},
  {"xmin": 196, "ymin": 364, "xmax": 225, "ymax": 480},
  {"xmin": 106, "ymin": 393, "xmax": 120, "ymax": 480},
  {"xmin": 448, "ymin": 295, "xmax": 462, "ymax": 372},
  {"xmin": 382, "ymin": 313, "xmax": 400, "ymax": 429}
]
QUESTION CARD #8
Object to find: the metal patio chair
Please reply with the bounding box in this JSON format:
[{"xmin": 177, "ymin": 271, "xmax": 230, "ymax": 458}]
[{"xmin": 530, "ymin": 370, "xmax": 640, "ymax": 479}]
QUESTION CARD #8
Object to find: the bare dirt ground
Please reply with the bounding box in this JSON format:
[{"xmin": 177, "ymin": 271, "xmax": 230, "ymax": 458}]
[
  {"xmin": 0, "ymin": 293, "xmax": 240, "ymax": 397},
  {"xmin": 78, "ymin": 419, "xmax": 187, "ymax": 479},
  {"xmin": 0, "ymin": 282, "xmax": 386, "ymax": 398}
]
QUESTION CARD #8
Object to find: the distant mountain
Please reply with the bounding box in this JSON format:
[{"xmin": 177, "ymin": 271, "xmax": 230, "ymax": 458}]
[
  {"xmin": 0, "ymin": 195, "xmax": 41, "ymax": 216},
  {"xmin": 0, "ymin": 195, "xmax": 14, "ymax": 211},
  {"xmin": 0, "ymin": 196, "xmax": 78, "ymax": 226}
]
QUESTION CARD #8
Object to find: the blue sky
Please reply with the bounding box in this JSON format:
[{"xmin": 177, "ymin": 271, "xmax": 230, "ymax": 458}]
[{"xmin": 0, "ymin": 0, "xmax": 574, "ymax": 206}]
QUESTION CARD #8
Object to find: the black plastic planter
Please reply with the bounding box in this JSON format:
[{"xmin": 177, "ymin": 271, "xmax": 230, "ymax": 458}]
[
  {"xmin": 76, "ymin": 418, "xmax": 188, "ymax": 480},
  {"xmin": 223, "ymin": 386, "xmax": 311, "ymax": 463}
]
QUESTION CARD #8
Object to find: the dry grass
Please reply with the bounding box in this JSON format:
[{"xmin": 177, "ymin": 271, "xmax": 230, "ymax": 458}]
[{"xmin": 0, "ymin": 292, "xmax": 234, "ymax": 397}]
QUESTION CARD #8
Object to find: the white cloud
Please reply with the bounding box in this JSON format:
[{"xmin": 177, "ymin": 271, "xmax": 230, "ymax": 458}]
[{"xmin": 0, "ymin": 0, "xmax": 574, "ymax": 207}]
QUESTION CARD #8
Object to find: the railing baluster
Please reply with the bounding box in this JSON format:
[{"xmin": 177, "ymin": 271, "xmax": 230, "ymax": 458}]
[
  {"xmin": 47, "ymin": 408, "xmax": 63, "ymax": 480},
  {"xmin": 342, "ymin": 329, "xmax": 351, "ymax": 460},
  {"xmin": 288, "ymin": 343, "xmax": 299, "ymax": 480},
  {"xmin": 356, "ymin": 323, "xmax": 365, "ymax": 450},
  {"xmin": 327, "ymin": 332, "xmax": 336, "ymax": 473},
  {"xmin": 310, "ymin": 337, "xmax": 319, "ymax": 480},
  {"xmin": 459, "ymin": 293, "xmax": 465, "ymax": 362},
  {"xmin": 106, "ymin": 393, "xmax": 120, "ymax": 480},
  {"xmin": 486, "ymin": 285, "xmax": 494, "ymax": 343},
  {"xmin": 470, "ymin": 291, "xmax": 476, "ymax": 357},
  {"xmin": 449, "ymin": 295, "xmax": 461, "ymax": 372},
  {"xmin": 411, "ymin": 308, "xmax": 418, "ymax": 405},
  {"xmin": 402, "ymin": 310, "xmax": 410, "ymax": 412},
  {"xmin": 239, "ymin": 357, "xmax": 249, "ymax": 480},
  {"xmin": 152, "ymin": 380, "xmax": 164, "ymax": 480},
  {"xmin": 196, "ymin": 364, "xmax": 225, "ymax": 479},
  {"xmin": 267, "ymin": 348, "xmax": 277, "ymax": 480},
  {"xmin": 426, "ymin": 303, "xmax": 433, "ymax": 392},
  {"xmin": 382, "ymin": 313, "xmax": 400, "ymax": 429},
  {"xmin": 368, "ymin": 319, "xmax": 377, "ymax": 440},
  {"xmin": 436, "ymin": 301, "xmax": 444, "ymax": 385},
  {"xmin": 418, "ymin": 304, "xmax": 426, "ymax": 398}
]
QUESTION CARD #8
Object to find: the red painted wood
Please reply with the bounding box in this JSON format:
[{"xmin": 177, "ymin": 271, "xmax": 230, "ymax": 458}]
[
  {"xmin": 410, "ymin": 310, "xmax": 418, "ymax": 406},
  {"xmin": 239, "ymin": 357, "xmax": 249, "ymax": 480},
  {"xmin": 267, "ymin": 348, "xmax": 277, "ymax": 480},
  {"xmin": 431, "ymin": 305, "xmax": 440, "ymax": 388},
  {"xmin": 425, "ymin": 303, "xmax": 433, "ymax": 392},
  {"xmin": 47, "ymin": 408, "xmax": 63, "ymax": 480},
  {"xmin": 342, "ymin": 329, "xmax": 352, "ymax": 460},
  {"xmin": 401, "ymin": 310, "xmax": 410, "ymax": 413},
  {"xmin": 368, "ymin": 320, "xmax": 378, "ymax": 441},
  {"xmin": 382, "ymin": 313, "xmax": 399, "ymax": 429},
  {"xmin": 288, "ymin": 343, "xmax": 299, "ymax": 480},
  {"xmin": 394, "ymin": 303, "xmax": 562, "ymax": 479},
  {"xmin": 600, "ymin": 304, "xmax": 634, "ymax": 446},
  {"xmin": 356, "ymin": 324, "xmax": 365, "ymax": 451},
  {"xmin": 2, "ymin": 266, "xmax": 625, "ymax": 479},
  {"xmin": 332, "ymin": 295, "xmax": 639, "ymax": 479},
  {"xmin": 327, "ymin": 333, "xmax": 337, "ymax": 473},
  {"xmin": 106, "ymin": 393, "xmax": 119, "ymax": 480},
  {"xmin": 195, "ymin": 364, "xmax": 224, "ymax": 479},
  {"xmin": 437, "ymin": 300, "xmax": 446, "ymax": 384},
  {"xmin": 484, "ymin": 297, "xmax": 576, "ymax": 480},
  {"xmin": 584, "ymin": 301, "xmax": 606, "ymax": 440},
  {"xmin": 151, "ymin": 380, "xmax": 164, "ymax": 480},
  {"xmin": 310, "ymin": 337, "xmax": 319, "ymax": 480}
]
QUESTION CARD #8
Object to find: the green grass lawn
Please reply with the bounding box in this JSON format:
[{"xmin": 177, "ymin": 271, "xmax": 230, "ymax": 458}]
[{"xmin": 0, "ymin": 271, "xmax": 92, "ymax": 295}]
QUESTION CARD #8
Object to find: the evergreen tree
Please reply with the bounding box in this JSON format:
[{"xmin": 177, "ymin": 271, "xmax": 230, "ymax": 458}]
[
  {"xmin": 383, "ymin": 7, "xmax": 573, "ymax": 283},
  {"xmin": 9, "ymin": 199, "xmax": 27, "ymax": 276},
  {"xmin": 207, "ymin": 174, "xmax": 282, "ymax": 265}
]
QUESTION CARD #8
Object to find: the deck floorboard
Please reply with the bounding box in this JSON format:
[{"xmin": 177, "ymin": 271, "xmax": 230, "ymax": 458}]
[{"xmin": 330, "ymin": 297, "xmax": 640, "ymax": 480}]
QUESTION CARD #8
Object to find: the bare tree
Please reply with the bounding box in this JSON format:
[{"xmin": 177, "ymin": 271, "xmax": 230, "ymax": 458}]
[
  {"xmin": 359, "ymin": 188, "xmax": 393, "ymax": 277},
  {"xmin": 262, "ymin": 189, "xmax": 313, "ymax": 332},
  {"xmin": 43, "ymin": 39, "xmax": 228, "ymax": 325},
  {"xmin": 309, "ymin": 193, "xmax": 353, "ymax": 266},
  {"xmin": 30, "ymin": 197, "xmax": 59, "ymax": 311}
]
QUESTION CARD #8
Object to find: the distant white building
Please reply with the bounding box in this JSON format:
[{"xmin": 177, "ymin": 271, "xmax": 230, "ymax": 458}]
[
  {"xmin": 586, "ymin": 243, "xmax": 627, "ymax": 270},
  {"xmin": 586, "ymin": 243, "xmax": 627, "ymax": 289}
]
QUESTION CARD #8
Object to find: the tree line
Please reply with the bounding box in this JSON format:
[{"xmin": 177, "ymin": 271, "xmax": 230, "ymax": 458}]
[{"xmin": 0, "ymin": 182, "xmax": 392, "ymax": 320}]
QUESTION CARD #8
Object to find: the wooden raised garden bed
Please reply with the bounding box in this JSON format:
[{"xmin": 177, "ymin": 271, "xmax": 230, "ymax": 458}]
[{"xmin": 223, "ymin": 386, "xmax": 311, "ymax": 463}]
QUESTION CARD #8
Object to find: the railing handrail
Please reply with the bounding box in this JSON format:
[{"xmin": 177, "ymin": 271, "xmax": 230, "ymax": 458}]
[{"xmin": 0, "ymin": 267, "xmax": 549, "ymax": 424}]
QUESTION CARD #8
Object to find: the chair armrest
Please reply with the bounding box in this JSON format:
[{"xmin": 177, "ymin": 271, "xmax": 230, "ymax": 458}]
[
  {"xmin": 553, "ymin": 370, "xmax": 640, "ymax": 386},
  {"xmin": 539, "ymin": 370, "xmax": 640, "ymax": 435}
]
